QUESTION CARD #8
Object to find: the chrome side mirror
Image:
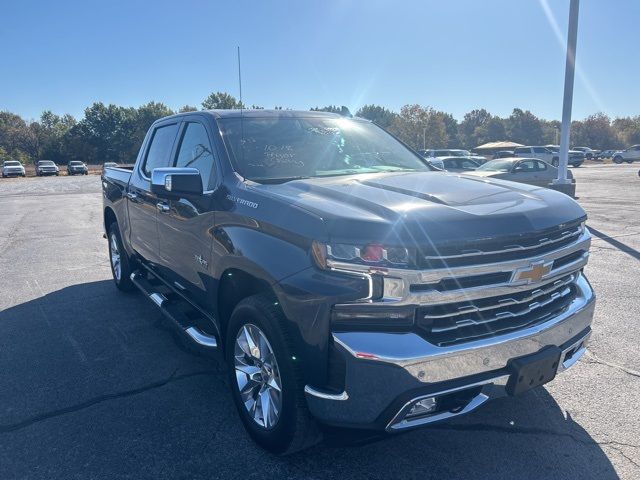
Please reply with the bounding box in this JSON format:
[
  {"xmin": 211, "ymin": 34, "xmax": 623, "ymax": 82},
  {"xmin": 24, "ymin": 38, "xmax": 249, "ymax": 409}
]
[{"xmin": 151, "ymin": 167, "xmax": 203, "ymax": 198}]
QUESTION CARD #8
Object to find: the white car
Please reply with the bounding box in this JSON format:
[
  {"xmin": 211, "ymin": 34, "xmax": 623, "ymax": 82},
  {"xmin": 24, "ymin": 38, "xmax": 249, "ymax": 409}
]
[
  {"xmin": 2, "ymin": 160, "xmax": 26, "ymax": 178},
  {"xmin": 420, "ymin": 148, "xmax": 487, "ymax": 164},
  {"xmin": 515, "ymin": 146, "xmax": 585, "ymax": 167},
  {"xmin": 612, "ymin": 145, "xmax": 640, "ymax": 164}
]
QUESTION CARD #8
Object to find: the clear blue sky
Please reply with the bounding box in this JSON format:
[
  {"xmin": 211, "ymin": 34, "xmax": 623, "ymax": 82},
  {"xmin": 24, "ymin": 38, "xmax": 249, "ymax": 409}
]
[{"xmin": 1, "ymin": 0, "xmax": 637, "ymax": 121}]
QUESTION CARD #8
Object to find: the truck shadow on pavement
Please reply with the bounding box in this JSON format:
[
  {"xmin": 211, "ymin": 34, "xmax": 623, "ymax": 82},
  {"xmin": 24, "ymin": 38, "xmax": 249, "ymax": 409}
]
[
  {"xmin": 590, "ymin": 226, "xmax": 640, "ymax": 261},
  {"xmin": 0, "ymin": 280, "xmax": 619, "ymax": 480}
]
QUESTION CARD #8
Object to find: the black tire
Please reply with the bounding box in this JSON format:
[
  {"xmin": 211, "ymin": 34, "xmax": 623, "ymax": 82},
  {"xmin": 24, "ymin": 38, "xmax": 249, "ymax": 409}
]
[
  {"xmin": 107, "ymin": 221, "xmax": 135, "ymax": 292},
  {"xmin": 625, "ymin": 158, "xmax": 634, "ymax": 164},
  {"xmin": 613, "ymin": 156, "xmax": 624, "ymax": 164},
  {"xmin": 225, "ymin": 293, "xmax": 320, "ymax": 455},
  {"xmin": 552, "ymin": 157, "xmax": 559, "ymax": 167}
]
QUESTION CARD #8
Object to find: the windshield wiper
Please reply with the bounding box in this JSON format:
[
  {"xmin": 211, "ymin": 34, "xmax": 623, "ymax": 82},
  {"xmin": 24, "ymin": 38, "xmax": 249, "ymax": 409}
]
[{"xmin": 252, "ymin": 176, "xmax": 311, "ymax": 184}]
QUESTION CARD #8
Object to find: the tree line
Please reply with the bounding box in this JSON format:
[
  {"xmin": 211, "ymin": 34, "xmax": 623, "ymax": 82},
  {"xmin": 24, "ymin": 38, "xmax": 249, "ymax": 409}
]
[{"xmin": 2, "ymin": 91, "xmax": 639, "ymax": 166}]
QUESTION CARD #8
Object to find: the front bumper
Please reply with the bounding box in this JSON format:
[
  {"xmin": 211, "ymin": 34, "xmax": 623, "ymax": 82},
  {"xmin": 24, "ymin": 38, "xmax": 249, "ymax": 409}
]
[{"xmin": 305, "ymin": 274, "xmax": 595, "ymax": 430}]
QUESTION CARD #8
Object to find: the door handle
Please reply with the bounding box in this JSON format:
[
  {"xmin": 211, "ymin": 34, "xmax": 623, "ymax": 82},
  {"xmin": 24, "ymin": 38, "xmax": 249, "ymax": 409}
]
[
  {"xmin": 156, "ymin": 202, "xmax": 170, "ymax": 213},
  {"xmin": 126, "ymin": 192, "xmax": 138, "ymax": 201}
]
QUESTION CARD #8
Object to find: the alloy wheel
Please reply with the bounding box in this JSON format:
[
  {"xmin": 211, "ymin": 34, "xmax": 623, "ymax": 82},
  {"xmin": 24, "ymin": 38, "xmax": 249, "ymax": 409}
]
[
  {"xmin": 110, "ymin": 233, "xmax": 121, "ymax": 281},
  {"xmin": 233, "ymin": 324, "xmax": 283, "ymax": 429}
]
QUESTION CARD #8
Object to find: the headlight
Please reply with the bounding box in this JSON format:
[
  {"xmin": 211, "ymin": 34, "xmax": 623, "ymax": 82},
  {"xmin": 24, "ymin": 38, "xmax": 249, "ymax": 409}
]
[{"xmin": 312, "ymin": 241, "xmax": 411, "ymax": 270}]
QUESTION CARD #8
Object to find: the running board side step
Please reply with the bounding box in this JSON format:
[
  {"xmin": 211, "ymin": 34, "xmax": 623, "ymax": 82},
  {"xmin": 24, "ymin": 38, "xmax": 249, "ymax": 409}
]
[{"xmin": 130, "ymin": 271, "xmax": 218, "ymax": 349}]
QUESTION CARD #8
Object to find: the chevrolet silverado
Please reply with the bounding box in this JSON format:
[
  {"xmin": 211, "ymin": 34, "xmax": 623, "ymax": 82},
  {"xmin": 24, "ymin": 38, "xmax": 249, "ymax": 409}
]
[{"xmin": 102, "ymin": 110, "xmax": 595, "ymax": 454}]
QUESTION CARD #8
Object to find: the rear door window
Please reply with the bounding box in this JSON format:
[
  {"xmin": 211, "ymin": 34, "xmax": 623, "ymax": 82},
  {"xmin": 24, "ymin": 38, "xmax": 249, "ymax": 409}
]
[{"xmin": 142, "ymin": 123, "xmax": 179, "ymax": 177}]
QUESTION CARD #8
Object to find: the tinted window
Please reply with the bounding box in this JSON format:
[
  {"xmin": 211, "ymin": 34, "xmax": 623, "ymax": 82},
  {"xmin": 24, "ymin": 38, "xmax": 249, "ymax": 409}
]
[
  {"xmin": 535, "ymin": 160, "xmax": 548, "ymax": 170},
  {"xmin": 514, "ymin": 147, "xmax": 528, "ymax": 154},
  {"xmin": 174, "ymin": 122, "xmax": 215, "ymax": 189},
  {"xmin": 460, "ymin": 159, "xmax": 478, "ymax": 169},
  {"xmin": 515, "ymin": 160, "xmax": 536, "ymax": 171},
  {"xmin": 434, "ymin": 150, "xmax": 450, "ymax": 156},
  {"xmin": 533, "ymin": 147, "xmax": 547, "ymax": 153},
  {"xmin": 142, "ymin": 124, "xmax": 179, "ymax": 177}
]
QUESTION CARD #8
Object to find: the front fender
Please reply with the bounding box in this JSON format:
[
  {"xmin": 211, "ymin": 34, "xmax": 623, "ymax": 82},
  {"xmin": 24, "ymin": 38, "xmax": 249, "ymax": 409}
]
[{"xmin": 211, "ymin": 224, "xmax": 370, "ymax": 386}]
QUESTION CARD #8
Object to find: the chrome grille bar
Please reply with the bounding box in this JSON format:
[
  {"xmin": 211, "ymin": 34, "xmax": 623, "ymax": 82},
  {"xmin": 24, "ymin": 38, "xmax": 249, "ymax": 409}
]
[
  {"xmin": 430, "ymin": 285, "xmax": 573, "ymax": 333},
  {"xmin": 422, "ymin": 274, "xmax": 576, "ymax": 320}
]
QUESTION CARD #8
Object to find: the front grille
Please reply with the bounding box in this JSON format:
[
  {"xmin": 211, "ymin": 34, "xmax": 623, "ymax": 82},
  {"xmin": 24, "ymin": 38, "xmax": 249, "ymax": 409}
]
[
  {"xmin": 416, "ymin": 274, "xmax": 577, "ymax": 347},
  {"xmin": 418, "ymin": 221, "xmax": 583, "ymax": 269}
]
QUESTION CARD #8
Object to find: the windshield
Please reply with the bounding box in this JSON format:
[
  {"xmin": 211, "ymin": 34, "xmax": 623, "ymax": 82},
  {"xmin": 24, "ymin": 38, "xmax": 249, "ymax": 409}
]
[
  {"xmin": 477, "ymin": 159, "xmax": 514, "ymax": 172},
  {"xmin": 40, "ymin": 161, "xmax": 55, "ymax": 166},
  {"xmin": 218, "ymin": 116, "xmax": 429, "ymax": 182},
  {"xmin": 70, "ymin": 161, "xmax": 83, "ymax": 165},
  {"xmin": 4, "ymin": 161, "xmax": 20, "ymax": 166}
]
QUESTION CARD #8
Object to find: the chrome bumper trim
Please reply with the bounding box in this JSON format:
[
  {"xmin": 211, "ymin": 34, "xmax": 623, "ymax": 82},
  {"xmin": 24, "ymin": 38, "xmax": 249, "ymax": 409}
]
[
  {"xmin": 386, "ymin": 331, "xmax": 590, "ymax": 432},
  {"xmin": 386, "ymin": 375, "xmax": 509, "ymax": 432},
  {"xmin": 333, "ymin": 274, "xmax": 594, "ymax": 383},
  {"xmin": 304, "ymin": 385, "xmax": 349, "ymax": 401}
]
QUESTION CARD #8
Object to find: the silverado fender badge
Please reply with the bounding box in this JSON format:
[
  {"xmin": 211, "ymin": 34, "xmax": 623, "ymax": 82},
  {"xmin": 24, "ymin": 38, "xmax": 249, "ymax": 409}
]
[
  {"xmin": 226, "ymin": 194, "xmax": 258, "ymax": 209},
  {"xmin": 511, "ymin": 260, "xmax": 553, "ymax": 284}
]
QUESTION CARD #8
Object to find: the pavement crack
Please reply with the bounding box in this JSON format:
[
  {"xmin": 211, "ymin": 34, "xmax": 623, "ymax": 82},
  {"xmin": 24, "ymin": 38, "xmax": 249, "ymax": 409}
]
[
  {"xmin": 0, "ymin": 369, "xmax": 215, "ymax": 434},
  {"xmin": 583, "ymin": 351, "xmax": 640, "ymax": 378}
]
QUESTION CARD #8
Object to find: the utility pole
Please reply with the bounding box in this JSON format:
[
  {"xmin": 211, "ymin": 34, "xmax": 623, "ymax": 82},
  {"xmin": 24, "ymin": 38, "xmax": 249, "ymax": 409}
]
[
  {"xmin": 553, "ymin": 0, "xmax": 579, "ymax": 193},
  {"xmin": 423, "ymin": 127, "xmax": 427, "ymax": 150}
]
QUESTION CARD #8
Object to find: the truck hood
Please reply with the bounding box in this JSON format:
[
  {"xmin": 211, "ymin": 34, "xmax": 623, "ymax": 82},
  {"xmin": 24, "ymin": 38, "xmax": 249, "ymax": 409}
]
[{"xmin": 256, "ymin": 171, "xmax": 586, "ymax": 246}]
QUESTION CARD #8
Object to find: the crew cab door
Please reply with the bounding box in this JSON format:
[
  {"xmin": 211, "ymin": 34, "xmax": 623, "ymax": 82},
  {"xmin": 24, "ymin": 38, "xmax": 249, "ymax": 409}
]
[
  {"xmin": 127, "ymin": 121, "xmax": 180, "ymax": 265},
  {"xmin": 156, "ymin": 118, "xmax": 218, "ymax": 307}
]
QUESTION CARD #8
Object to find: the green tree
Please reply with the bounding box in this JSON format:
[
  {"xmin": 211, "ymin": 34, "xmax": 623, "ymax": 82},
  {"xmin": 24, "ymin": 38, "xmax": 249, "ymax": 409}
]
[
  {"xmin": 202, "ymin": 92, "xmax": 243, "ymax": 110},
  {"xmin": 570, "ymin": 113, "xmax": 617, "ymax": 150},
  {"xmin": 505, "ymin": 108, "xmax": 543, "ymax": 145},
  {"xmin": 355, "ymin": 104, "xmax": 396, "ymax": 129},
  {"xmin": 388, "ymin": 105, "xmax": 448, "ymax": 150},
  {"xmin": 178, "ymin": 105, "xmax": 198, "ymax": 113},
  {"xmin": 612, "ymin": 116, "xmax": 640, "ymax": 147},
  {"xmin": 310, "ymin": 105, "xmax": 342, "ymax": 113},
  {"xmin": 459, "ymin": 109, "xmax": 493, "ymax": 148}
]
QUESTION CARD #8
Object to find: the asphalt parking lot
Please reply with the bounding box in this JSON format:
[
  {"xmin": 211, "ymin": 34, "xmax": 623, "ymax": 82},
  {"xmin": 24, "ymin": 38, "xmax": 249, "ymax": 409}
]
[{"xmin": 0, "ymin": 164, "xmax": 638, "ymax": 480}]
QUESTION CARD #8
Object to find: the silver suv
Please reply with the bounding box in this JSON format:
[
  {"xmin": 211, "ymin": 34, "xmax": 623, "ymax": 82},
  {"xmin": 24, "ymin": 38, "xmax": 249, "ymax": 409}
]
[{"xmin": 612, "ymin": 145, "xmax": 640, "ymax": 164}]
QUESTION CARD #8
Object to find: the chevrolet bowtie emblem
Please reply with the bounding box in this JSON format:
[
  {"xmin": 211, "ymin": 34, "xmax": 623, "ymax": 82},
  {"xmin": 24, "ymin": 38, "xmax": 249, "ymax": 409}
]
[{"xmin": 511, "ymin": 261, "xmax": 553, "ymax": 284}]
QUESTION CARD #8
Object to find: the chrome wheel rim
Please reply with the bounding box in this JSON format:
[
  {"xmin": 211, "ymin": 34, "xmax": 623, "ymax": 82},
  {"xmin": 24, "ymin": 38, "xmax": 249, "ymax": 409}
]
[
  {"xmin": 234, "ymin": 324, "xmax": 282, "ymax": 429},
  {"xmin": 110, "ymin": 233, "xmax": 121, "ymax": 281}
]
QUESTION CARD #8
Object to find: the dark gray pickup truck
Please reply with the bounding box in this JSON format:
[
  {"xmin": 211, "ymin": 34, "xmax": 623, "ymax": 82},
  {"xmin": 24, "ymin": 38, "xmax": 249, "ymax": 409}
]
[{"xmin": 102, "ymin": 109, "xmax": 595, "ymax": 454}]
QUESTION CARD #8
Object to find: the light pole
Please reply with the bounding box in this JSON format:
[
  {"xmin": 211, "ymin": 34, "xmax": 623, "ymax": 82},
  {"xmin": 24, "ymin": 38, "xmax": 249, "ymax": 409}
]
[
  {"xmin": 553, "ymin": 0, "xmax": 579, "ymax": 192},
  {"xmin": 423, "ymin": 127, "xmax": 427, "ymax": 150}
]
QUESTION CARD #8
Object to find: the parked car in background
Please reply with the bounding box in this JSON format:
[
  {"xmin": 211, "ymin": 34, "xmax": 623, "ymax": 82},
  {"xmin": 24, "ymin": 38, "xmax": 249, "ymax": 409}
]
[
  {"xmin": 612, "ymin": 145, "xmax": 640, "ymax": 164},
  {"xmin": 103, "ymin": 162, "xmax": 119, "ymax": 169},
  {"xmin": 429, "ymin": 156, "xmax": 480, "ymax": 172},
  {"xmin": 468, "ymin": 157, "xmax": 574, "ymax": 188},
  {"xmin": 2, "ymin": 160, "xmax": 26, "ymax": 178},
  {"xmin": 35, "ymin": 160, "xmax": 59, "ymax": 176},
  {"xmin": 67, "ymin": 161, "xmax": 88, "ymax": 175},
  {"xmin": 493, "ymin": 150, "xmax": 515, "ymax": 159},
  {"xmin": 571, "ymin": 147, "xmax": 599, "ymax": 159},
  {"xmin": 597, "ymin": 149, "xmax": 617, "ymax": 159},
  {"xmin": 420, "ymin": 148, "xmax": 486, "ymax": 164},
  {"xmin": 516, "ymin": 145, "xmax": 584, "ymax": 167}
]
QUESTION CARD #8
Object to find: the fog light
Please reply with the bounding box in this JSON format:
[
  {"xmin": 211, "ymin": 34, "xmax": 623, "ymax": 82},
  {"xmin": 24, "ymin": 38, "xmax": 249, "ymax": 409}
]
[{"xmin": 407, "ymin": 397, "xmax": 437, "ymax": 418}]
